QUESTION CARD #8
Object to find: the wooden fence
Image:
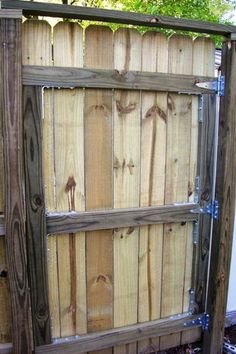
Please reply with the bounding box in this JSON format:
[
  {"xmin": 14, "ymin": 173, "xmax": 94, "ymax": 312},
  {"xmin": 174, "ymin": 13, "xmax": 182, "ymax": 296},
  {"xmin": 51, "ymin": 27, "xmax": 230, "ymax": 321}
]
[{"xmin": 0, "ymin": 2, "xmax": 236, "ymax": 354}]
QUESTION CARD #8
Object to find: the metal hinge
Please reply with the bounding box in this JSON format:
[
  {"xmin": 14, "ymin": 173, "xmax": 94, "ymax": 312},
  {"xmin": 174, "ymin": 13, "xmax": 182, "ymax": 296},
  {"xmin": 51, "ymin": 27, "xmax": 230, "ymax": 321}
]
[
  {"xmin": 223, "ymin": 340, "xmax": 236, "ymax": 353},
  {"xmin": 196, "ymin": 75, "xmax": 225, "ymax": 96},
  {"xmin": 191, "ymin": 200, "xmax": 219, "ymax": 220},
  {"xmin": 184, "ymin": 313, "xmax": 210, "ymax": 331}
]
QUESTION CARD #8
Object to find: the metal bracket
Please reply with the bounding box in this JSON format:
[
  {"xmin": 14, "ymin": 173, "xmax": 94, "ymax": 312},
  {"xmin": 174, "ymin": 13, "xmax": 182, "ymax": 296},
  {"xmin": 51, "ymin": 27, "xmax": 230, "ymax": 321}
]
[
  {"xmin": 194, "ymin": 176, "xmax": 201, "ymax": 203},
  {"xmin": 196, "ymin": 75, "xmax": 225, "ymax": 96},
  {"xmin": 191, "ymin": 200, "xmax": 219, "ymax": 220},
  {"xmin": 198, "ymin": 95, "xmax": 204, "ymax": 123},
  {"xmin": 193, "ymin": 221, "xmax": 199, "ymax": 245},
  {"xmin": 184, "ymin": 313, "xmax": 210, "ymax": 331},
  {"xmin": 223, "ymin": 340, "xmax": 236, "ymax": 353}
]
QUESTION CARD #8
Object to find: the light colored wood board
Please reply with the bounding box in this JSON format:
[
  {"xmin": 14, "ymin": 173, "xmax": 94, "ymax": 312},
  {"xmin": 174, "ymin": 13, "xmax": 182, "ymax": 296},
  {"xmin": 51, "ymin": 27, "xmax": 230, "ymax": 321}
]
[
  {"xmin": 139, "ymin": 32, "xmax": 168, "ymax": 351},
  {"xmin": 22, "ymin": 20, "xmax": 51, "ymax": 66},
  {"xmin": 47, "ymin": 236, "xmax": 60, "ymax": 338},
  {"xmin": 44, "ymin": 90, "xmax": 60, "ymax": 338},
  {"xmin": 138, "ymin": 339, "xmax": 159, "ymax": 354},
  {"xmin": 0, "ymin": 238, "xmax": 11, "ymax": 343},
  {"xmin": 193, "ymin": 38, "xmax": 215, "ymax": 77},
  {"xmin": 53, "ymin": 22, "xmax": 86, "ymax": 337},
  {"xmin": 90, "ymin": 350, "xmax": 112, "ymax": 354},
  {"xmin": 181, "ymin": 327, "xmax": 201, "ymax": 345},
  {"xmin": 164, "ymin": 93, "xmax": 192, "ymax": 204},
  {"xmin": 182, "ymin": 223, "xmax": 194, "ymax": 312},
  {"xmin": 84, "ymin": 89, "xmax": 113, "ymax": 210},
  {"xmin": 161, "ymin": 223, "xmax": 188, "ymax": 316},
  {"xmin": 138, "ymin": 225, "xmax": 163, "ymax": 323},
  {"xmin": 113, "ymin": 343, "xmax": 137, "ymax": 354},
  {"xmin": 159, "ymin": 333, "xmax": 181, "ymax": 351},
  {"xmin": 87, "ymin": 230, "xmax": 113, "ymax": 332},
  {"xmin": 84, "ymin": 26, "xmax": 113, "ymax": 339},
  {"xmin": 113, "ymin": 29, "xmax": 141, "ymax": 335}
]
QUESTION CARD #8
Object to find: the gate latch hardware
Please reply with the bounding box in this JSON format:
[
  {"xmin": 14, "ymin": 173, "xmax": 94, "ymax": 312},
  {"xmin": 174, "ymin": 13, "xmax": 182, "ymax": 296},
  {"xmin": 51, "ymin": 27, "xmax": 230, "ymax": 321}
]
[
  {"xmin": 184, "ymin": 313, "xmax": 210, "ymax": 331},
  {"xmin": 191, "ymin": 200, "xmax": 219, "ymax": 220},
  {"xmin": 223, "ymin": 340, "xmax": 236, "ymax": 353},
  {"xmin": 196, "ymin": 75, "xmax": 225, "ymax": 96}
]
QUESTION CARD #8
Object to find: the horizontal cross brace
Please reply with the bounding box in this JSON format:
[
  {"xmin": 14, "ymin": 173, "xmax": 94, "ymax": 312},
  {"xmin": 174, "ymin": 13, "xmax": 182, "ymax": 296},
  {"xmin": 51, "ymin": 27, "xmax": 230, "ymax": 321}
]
[
  {"xmin": 35, "ymin": 313, "xmax": 202, "ymax": 354},
  {"xmin": 2, "ymin": 0, "xmax": 236, "ymax": 35},
  {"xmin": 23, "ymin": 65, "xmax": 216, "ymax": 94},
  {"xmin": 0, "ymin": 203, "xmax": 198, "ymax": 236}
]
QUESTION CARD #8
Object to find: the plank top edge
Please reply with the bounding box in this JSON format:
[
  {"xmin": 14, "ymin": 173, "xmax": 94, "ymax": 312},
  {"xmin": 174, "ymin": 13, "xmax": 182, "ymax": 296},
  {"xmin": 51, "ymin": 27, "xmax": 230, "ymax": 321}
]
[{"xmin": 2, "ymin": 0, "xmax": 236, "ymax": 35}]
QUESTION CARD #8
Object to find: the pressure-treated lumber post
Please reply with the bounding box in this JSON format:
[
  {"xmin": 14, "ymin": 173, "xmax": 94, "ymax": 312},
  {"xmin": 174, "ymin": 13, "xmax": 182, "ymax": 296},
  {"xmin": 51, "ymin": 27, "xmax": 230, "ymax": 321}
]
[
  {"xmin": 203, "ymin": 39, "xmax": 236, "ymax": 354},
  {"xmin": 0, "ymin": 10, "xmax": 33, "ymax": 354},
  {"xmin": 23, "ymin": 85, "xmax": 51, "ymax": 345}
]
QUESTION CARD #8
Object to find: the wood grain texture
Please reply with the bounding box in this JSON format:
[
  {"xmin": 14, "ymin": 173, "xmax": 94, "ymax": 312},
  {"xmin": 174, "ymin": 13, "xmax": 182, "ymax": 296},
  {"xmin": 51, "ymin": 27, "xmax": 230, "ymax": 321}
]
[
  {"xmin": 23, "ymin": 85, "xmax": 51, "ymax": 345},
  {"xmin": 0, "ymin": 17, "xmax": 11, "ymax": 342},
  {"xmin": 0, "ymin": 238, "xmax": 11, "ymax": 343},
  {"xmin": 113, "ymin": 28, "xmax": 141, "ymax": 354},
  {"xmin": 35, "ymin": 313, "xmax": 202, "ymax": 354},
  {"xmin": 22, "ymin": 65, "xmax": 216, "ymax": 94},
  {"xmin": 46, "ymin": 204, "xmax": 198, "ymax": 235},
  {"xmin": 2, "ymin": 0, "xmax": 236, "ymax": 35},
  {"xmin": 160, "ymin": 35, "xmax": 193, "ymax": 350},
  {"xmin": 138, "ymin": 31, "xmax": 168, "ymax": 353},
  {"xmin": 0, "ymin": 17, "xmax": 33, "ymax": 354},
  {"xmin": 113, "ymin": 27, "xmax": 141, "ymax": 329},
  {"xmin": 53, "ymin": 22, "xmax": 86, "ymax": 338},
  {"xmin": 22, "ymin": 20, "xmax": 59, "ymax": 341},
  {"xmin": 193, "ymin": 39, "xmax": 215, "ymax": 314},
  {"xmin": 203, "ymin": 40, "xmax": 236, "ymax": 354},
  {"xmin": 84, "ymin": 26, "xmax": 113, "ymax": 341}
]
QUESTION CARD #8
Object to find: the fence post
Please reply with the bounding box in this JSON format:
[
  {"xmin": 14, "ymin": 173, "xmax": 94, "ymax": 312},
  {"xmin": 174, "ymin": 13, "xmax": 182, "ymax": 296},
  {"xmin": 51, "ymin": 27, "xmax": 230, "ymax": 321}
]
[
  {"xmin": 0, "ymin": 10, "xmax": 33, "ymax": 354},
  {"xmin": 203, "ymin": 39, "xmax": 236, "ymax": 354}
]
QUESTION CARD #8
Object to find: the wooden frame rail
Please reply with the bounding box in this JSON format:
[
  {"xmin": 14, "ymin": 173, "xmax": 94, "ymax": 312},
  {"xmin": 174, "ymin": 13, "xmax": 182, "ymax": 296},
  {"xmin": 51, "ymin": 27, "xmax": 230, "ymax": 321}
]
[
  {"xmin": 0, "ymin": 203, "xmax": 199, "ymax": 236},
  {"xmin": 22, "ymin": 65, "xmax": 216, "ymax": 94},
  {"xmin": 35, "ymin": 313, "xmax": 202, "ymax": 354},
  {"xmin": 47, "ymin": 203, "xmax": 198, "ymax": 234},
  {"xmin": 2, "ymin": 0, "xmax": 236, "ymax": 35}
]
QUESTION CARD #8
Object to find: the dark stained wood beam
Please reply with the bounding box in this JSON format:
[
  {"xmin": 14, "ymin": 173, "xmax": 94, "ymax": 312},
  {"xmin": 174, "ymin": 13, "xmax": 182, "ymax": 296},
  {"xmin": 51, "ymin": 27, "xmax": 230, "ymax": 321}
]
[
  {"xmin": 0, "ymin": 10, "xmax": 33, "ymax": 354},
  {"xmin": 203, "ymin": 40, "xmax": 236, "ymax": 354},
  {"xmin": 0, "ymin": 204, "xmax": 200, "ymax": 236},
  {"xmin": 46, "ymin": 203, "xmax": 198, "ymax": 235},
  {"xmin": 2, "ymin": 0, "xmax": 236, "ymax": 35},
  {"xmin": 35, "ymin": 313, "xmax": 202, "ymax": 354},
  {"xmin": 23, "ymin": 86, "xmax": 51, "ymax": 345},
  {"xmin": 22, "ymin": 65, "xmax": 216, "ymax": 94}
]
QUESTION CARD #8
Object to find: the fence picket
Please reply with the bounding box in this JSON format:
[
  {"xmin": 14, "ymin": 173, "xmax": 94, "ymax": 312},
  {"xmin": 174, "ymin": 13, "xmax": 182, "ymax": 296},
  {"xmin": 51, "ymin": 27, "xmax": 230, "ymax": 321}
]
[{"xmin": 84, "ymin": 26, "xmax": 113, "ymax": 354}]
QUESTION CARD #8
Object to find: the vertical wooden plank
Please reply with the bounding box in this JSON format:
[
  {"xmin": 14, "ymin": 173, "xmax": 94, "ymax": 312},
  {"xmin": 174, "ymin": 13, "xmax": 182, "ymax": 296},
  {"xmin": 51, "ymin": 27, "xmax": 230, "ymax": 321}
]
[
  {"xmin": 138, "ymin": 32, "xmax": 168, "ymax": 353},
  {"xmin": 0, "ymin": 23, "xmax": 11, "ymax": 341},
  {"xmin": 160, "ymin": 35, "xmax": 193, "ymax": 351},
  {"xmin": 113, "ymin": 28, "xmax": 141, "ymax": 354},
  {"xmin": 22, "ymin": 19, "xmax": 58, "ymax": 340},
  {"xmin": 84, "ymin": 27, "xmax": 113, "ymax": 354},
  {"xmin": 0, "ymin": 12, "xmax": 33, "ymax": 354},
  {"xmin": 23, "ymin": 85, "xmax": 51, "ymax": 345},
  {"xmin": 0, "ymin": 238, "xmax": 11, "ymax": 343},
  {"xmin": 203, "ymin": 40, "xmax": 236, "ymax": 354},
  {"xmin": 53, "ymin": 22, "xmax": 86, "ymax": 338}
]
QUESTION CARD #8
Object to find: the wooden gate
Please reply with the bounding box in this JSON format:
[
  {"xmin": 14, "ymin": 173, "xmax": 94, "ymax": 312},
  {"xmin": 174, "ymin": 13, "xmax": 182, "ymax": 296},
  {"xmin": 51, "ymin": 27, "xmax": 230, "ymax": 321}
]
[{"xmin": 1, "ymin": 3, "xmax": 236, "ymax": 354}]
